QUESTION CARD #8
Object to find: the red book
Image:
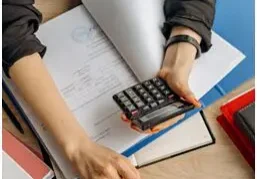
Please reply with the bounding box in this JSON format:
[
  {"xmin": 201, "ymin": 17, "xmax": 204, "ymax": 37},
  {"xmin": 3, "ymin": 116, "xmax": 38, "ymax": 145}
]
[
  {"xmin": 3, "ymin": 129, "xmax": 55, "ymax": 179},
  {"xmin": 217, "ymin": 88, "xmax": 255, "ymax": 168}
]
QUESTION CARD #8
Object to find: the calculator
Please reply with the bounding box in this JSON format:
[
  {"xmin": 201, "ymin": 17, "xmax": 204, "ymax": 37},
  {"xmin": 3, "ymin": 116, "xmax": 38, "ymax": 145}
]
[{"xmin": 113, "ymin": 77, "xmax": 195, "ymax": 131}]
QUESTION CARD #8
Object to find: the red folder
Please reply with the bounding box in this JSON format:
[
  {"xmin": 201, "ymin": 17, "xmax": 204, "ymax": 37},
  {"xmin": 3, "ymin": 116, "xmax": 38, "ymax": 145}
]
[
  {"xmin": 3, "ymin": 129, "xmax": 55, "ymax": 179},
  {"xmin": 217, "ymin": 88, "xmax": 255, "ymax": 168}
]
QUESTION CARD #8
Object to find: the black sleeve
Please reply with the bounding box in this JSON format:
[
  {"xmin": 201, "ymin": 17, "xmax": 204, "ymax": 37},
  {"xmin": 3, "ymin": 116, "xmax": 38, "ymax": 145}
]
[
  {"xmin": 163, "ymin": 0, "xmax": 216, "ymax": 53},
  {"xmin": 2, "ymin": 0, "xmax": 46, "ymax": 77}
]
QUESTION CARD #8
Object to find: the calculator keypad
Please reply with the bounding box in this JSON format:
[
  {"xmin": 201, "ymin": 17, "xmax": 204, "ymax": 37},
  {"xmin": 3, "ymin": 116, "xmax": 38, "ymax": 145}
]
[{"xmin": 113, "ymin": 77, "xmax": 194, "ymax": 130}]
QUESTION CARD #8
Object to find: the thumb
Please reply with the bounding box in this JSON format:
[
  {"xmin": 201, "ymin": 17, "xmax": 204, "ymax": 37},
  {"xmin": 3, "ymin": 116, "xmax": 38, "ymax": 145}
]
[
  {"xmin": 179, "ymin": 84, "xmax": 201, "ymax": 108},
  {"xmin": 169, "ymin": 81, "xmax": 201, "ymax": 108}
]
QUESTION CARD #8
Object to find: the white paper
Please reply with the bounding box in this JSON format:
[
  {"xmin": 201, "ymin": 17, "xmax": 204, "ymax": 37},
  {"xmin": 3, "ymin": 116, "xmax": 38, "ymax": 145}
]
[
  {"xmin": 189, "ymin": 32, "xmax": 245, "ymax": 99},
  {"xmin": 82, "ymin": 1, "xmax": 245, "ymax": 99},
  {"xmin": 133, "ymin": 112, "xmax": 213, "ymax": 166},
  {"xmin": 83, "ymin": 0, "xmax": 166, "ymax": 81},
  {"xmin": 3, "ymin": 152, "xmax": 33, "ymax": 179},
  {"xmin": 3, "ymin": 4, "xmax": 245, "ymax": 179},
  {"xmin": 4, "ymin": 6, "xmax": 148, "ymax": 179}
]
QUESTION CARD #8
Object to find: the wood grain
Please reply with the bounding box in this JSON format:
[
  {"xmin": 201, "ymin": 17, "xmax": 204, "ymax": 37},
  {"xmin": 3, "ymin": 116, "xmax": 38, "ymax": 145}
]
[{"xmin": 2, "ymin": 1, "xmax": 254, "ymax": 178}]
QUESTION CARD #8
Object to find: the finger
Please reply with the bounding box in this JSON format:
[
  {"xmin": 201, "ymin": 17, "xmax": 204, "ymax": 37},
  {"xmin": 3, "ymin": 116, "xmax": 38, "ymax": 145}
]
[
  {"xmin": 121, "ymin": 113, "xmax": 130, "ymax": 123},
  {"xmin": 130, "ymin": 124, "xmax": 153, "ymax": 134},
  {"xmin": 123, "ymin": 158, "xmax": 141, "ymax": 179},
  {"xmin": 95, "ymin": 177, "xmax": 108, "ymax": 179},
  {"xmin": 183, "ymin": 94, "xmax": 201, "ymax": 108},
  {"xmin": 158, "ymin": 69, "xmax": 201, "ymax": 107},
  {"xmin": 105, "ymin": 167, "xmax": 121, "ymax": 179},
  {"xmin": 169, "ymin": 81, "xmax": 201, "ymax": 108},
  {"xmin": 116, "ymin": 159, "xmax": 140, "ymax": 179},
  {"xmin": 151, "ymin": 114, "xmax": 184, "ymax": 132}
]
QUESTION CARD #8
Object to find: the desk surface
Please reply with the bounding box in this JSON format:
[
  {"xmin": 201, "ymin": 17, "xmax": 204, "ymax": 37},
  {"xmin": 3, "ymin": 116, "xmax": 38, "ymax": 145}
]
[{"xmin": 2, "ymin": 1, "xmax": 255, "ymax": 179}]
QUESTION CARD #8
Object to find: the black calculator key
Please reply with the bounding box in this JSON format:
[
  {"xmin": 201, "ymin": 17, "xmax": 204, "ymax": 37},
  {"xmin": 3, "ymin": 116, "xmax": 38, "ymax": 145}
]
[
  {"xmin": 146, "ymin": 97, "xmax": 153, "ymax": 103},
  {"xmin": 127, "ymin": 104, "xmax": 136, "ymax": 112},
  {"xmin": 168, "ymin": 94, "xmax": 175, "ymax": 99},
  {"xmin": 117, "ymin": 92, "xmax": 125, "ymax": 98},
  {"xmin": 142, "ymin": 93, "xmax": 149, "ymax": 98},
  {"xmin": 124, "ymin": 100, "xmax": 132, "ymax": 106},
  {"xmin": 159, "ymin": 85, "xmax": 166, "ymax": 91},
  {"xmin": 151, "ymin": 89, "xmax": 158, "ymax": 94},
  {"xmin": 138, "ymin": 88, "xmax": 145, "ymax": 94},
  {"xmin": 147, "ymin": 85, "xmax": 154, "ymax": 90},
  {"xmin": 150, "ymin": 102, "xmax": 158, "ymax": 108},
  {"xmin": 136, "ymin": 101, "xmax": 145, "ymax": 108},
  {"xmin": 126, "ymin": 89, "xmax": 137, "ymax": 98},
  {"xmin": 142, "ymin": 105, "xmax": 150, "ymax": 112},
  {"xmin": 120, "ymin": 96, "xmax": 129, "ymax": 102},
  {"xmin": 132, "ymin": 96, "xmax": 141, "ymax": 102},
  {"xmin": 156, "ymin": 81, "xmax": 162, "ymax": 86},
  {"xmin": 135, "ymin": 85, "xmax": 142, "ymax": 90},
  {"xmin": 152, "ymin": 78, "xmax": 163, "ymax": 86},
  {"xmin": 155, "ymin": 93, "xmax": 163, "ymax": 99},
  {"xmin": 143, "ymin": 81, "xmax": 151, "ymax": 86},
  {"xmin": 152, "ymin": 77, "xmax": 158, "ymax": 82},
  {"xmin": 131, "ymin": 110, "xmax": 139, "ymax": 116},
  {"xmin": 163, "ymin": 89, "xmax": 171, "ymax": 96},
  {"xmin": 158, "ymin": 99, "xmax": 165, "ymax": 104}
]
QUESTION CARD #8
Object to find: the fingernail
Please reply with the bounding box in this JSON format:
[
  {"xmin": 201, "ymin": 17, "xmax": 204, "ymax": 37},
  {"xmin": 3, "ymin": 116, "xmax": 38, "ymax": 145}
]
[
  {"xmin": 152, "ymin": 128, "xmax": 161, "ymax": 133},
  {"xmin": 193, "ymin": 98, "xmax": 201, "ymax": 108},
  {"xmin": 131, "ymin": 125, "xmax": 142, "ymax": 133},
  {"xmin": 121, "ymin": 114, "xmax": 130, "ymax": 122},
  {"xmin": 122, "ymin": 117, "xmax": 130, "ymax": 122}
]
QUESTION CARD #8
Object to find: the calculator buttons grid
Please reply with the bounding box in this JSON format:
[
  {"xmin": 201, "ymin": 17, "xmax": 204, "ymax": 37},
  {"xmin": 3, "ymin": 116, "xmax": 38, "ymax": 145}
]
[{"xmin": 113, "ymin": 77, "xmax": 191, "ymax": 123}]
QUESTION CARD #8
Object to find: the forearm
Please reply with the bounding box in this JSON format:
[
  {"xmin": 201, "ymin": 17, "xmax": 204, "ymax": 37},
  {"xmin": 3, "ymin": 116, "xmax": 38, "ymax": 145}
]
[
  {"xmin": 9, "ymin": 53, "xmax": 91, "ymax": 149},
  {"xmin": 163, "ymin": 26, "xmax": 201, "ymax": 67},
  {"xmin": 163, "ymin": 0, "xmax": 215, "ymax": 52}
]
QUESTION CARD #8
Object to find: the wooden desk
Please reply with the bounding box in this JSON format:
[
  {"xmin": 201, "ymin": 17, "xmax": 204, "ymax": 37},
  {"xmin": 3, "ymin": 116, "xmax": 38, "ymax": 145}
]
[{"xmin": 2, "ymin": 1, "xmax": 255, "ymax": 179}]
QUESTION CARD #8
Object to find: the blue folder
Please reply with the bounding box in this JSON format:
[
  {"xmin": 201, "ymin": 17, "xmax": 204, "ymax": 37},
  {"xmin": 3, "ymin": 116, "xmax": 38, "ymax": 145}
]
[
  {"xmin": 3, "ymin": 0, "xmax": 254, "ymax": 159},
  {"xmin": 123, "ymin": 0, "xmax": 255, "ymax": 156}
]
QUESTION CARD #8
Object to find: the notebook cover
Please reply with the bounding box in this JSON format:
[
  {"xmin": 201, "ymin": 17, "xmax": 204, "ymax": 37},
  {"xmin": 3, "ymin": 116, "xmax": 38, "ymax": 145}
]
[
  {"xmin": 2, "ymin": 129, "xmax": 55, "ymax": 179},
  {"xmin": 234, "ymin": 102, "xmax": 255, "ymax": 145},
  {"xmin": 220, "ymin": 88, "xmax": 255, "ymax": 151},
  {"xmin": 217, "ymin": 114, "xmax": 254, "ymax": 168},
  {"xmin": 2, "ymin": 87, "xmax": 54, "ymax": 170},
  {"xmin": 137, "ymin": 111, "xmax": 215, "ymax": 168}
]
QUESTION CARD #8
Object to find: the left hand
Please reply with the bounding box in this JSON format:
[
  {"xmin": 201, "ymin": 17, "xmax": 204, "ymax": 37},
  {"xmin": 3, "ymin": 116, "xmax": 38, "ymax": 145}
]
[
  {"xmin": 158, "ymin": 26, "xmax": 202, "ymax": 108},
  {"xmin": 121, "ymin": 26, "xmax": 202, "ymax": 134},
  {"xmin": 121, "ymin": 113, "xmax": 185, "ymax": 134}
]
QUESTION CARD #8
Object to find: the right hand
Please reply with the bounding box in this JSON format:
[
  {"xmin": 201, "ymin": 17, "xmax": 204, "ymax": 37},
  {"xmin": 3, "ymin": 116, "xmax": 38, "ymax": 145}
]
[{"xmin": 64, "ymin": 137, "xmax": 141, "ymax": 179}]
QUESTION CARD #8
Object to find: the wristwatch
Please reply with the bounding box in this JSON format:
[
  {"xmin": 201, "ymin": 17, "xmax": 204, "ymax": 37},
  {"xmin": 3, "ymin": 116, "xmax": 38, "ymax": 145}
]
[{"xmin": 165, "ymin": 35, "xmax": 201, "ymax": 59}]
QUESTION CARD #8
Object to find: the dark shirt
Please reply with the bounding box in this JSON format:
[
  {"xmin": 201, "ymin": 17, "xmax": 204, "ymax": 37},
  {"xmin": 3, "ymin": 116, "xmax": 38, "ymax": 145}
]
[{"xmin": 2, "ymin": 0, "xmax": 216, "ymax": 77}]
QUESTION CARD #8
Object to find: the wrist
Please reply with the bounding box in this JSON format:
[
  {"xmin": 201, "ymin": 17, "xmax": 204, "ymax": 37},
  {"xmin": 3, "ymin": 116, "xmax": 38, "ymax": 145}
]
[
  {"xmin": 163, "ymin": 42, "xmax": 195, "ymax": 69},
  {"xmin": 170, "ymin": 26, "xmax": 201, "ymax": 44},
  {"xmin": 53, "ymin": 119, "xmax": 92, "ymax": 154},
  {"xmin": 62, "ymin": 128, "xmax": 93, "ymax": 158}
]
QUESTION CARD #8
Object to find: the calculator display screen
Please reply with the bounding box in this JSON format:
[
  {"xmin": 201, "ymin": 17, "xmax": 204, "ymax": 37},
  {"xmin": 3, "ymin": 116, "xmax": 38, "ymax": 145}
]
[{"xmin": 139, "ymin": 104, "xmax": 180, "ymax": 122}]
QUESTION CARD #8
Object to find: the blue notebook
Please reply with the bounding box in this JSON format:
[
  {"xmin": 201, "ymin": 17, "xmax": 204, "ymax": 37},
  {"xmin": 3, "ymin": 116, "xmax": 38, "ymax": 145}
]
[
  {"xmin": 128, "ymin": 0, "xmax": 254, "ymax": 156},
  {"xmin": 3, "ymin": 0, "xmax": 253, "ymax": 178}
]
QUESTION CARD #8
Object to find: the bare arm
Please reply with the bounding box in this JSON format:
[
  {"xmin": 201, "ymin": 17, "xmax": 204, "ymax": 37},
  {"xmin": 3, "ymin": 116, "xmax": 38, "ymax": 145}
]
[
  {"xmin": 9, "ymin": 53, "xmax": 140, "ymax": 179},
  {"xmin": 9, "ymin": 53, "xmax": 89, "ymax": 149}
]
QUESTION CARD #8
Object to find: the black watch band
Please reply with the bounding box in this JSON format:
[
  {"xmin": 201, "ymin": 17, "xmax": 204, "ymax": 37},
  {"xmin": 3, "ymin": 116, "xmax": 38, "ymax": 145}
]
[{"xmin": 165, "ymin": 35, "xmax": 201, "ymax": 59}]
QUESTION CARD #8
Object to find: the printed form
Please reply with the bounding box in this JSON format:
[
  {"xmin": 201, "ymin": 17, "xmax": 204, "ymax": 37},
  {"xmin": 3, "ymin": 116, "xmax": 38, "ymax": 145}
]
[{"xmin": 4, "ymin": 6, "xmax": 147, "ymax": 178}]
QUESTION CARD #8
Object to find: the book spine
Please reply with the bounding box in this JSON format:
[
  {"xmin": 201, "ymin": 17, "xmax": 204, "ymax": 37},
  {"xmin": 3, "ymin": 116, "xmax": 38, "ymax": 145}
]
[
  {"xmin": 2, "ymin": 80, "xmax": 53, "ymax": 170},
  {"xmin": 214, "ymin": 84, "xmax": 227, "ymax": 96}
]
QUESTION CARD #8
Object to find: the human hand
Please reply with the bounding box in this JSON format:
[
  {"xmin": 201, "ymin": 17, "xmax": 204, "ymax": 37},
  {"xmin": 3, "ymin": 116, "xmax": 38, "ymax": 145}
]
[
  {"xmin": 121, "ymin": 113, "xmax": 184, "ymax": 134},
  {"xmin": 159, "ymin": 26, "xmax": 202, "ymax": 107},
  {"xmin": 121, "ymin": 27, "xmax": 201, "ymax": 134},
  {"xmin": 64, "ymin": 136, "xmax": 141, "ymax": 179}
]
